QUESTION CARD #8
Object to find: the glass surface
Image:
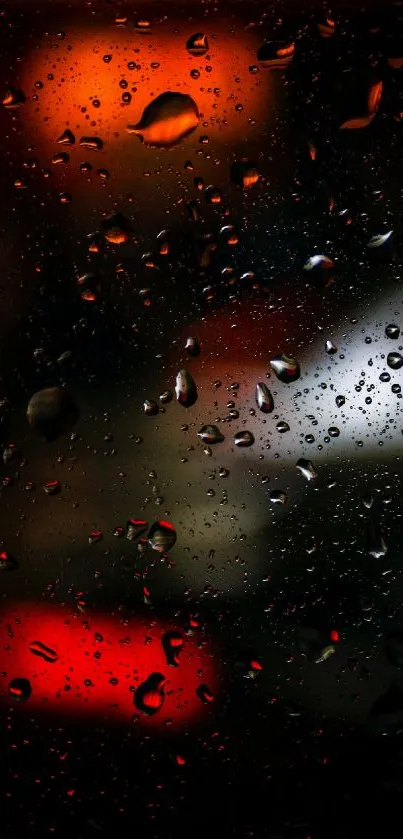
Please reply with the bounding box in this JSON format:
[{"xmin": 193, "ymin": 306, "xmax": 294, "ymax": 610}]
[{"xmin": 1, "ymin": 1, "xmax": 403, "ymax": 836}]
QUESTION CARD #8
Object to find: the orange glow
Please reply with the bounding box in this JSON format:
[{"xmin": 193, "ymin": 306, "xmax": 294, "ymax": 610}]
[
  {"xmin": 127, "ymin": 92, "xmax": 199, "ymax": 147},
  {"xmin": 18, "ymin": 24, "xmax": 267, "ymax": 151},
  {"xmin": 0, "ymin": 602, "xmax": 218, "ymax": 728},
  {"xmin": 340, "ymin": 81, "xmax": 383, "ymax": 130}
]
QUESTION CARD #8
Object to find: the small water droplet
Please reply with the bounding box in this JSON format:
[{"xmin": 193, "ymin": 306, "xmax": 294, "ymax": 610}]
[
  {"xmin": 270, "ymin": 354, "xmax": 300, "ymax": 383},
  {"xmin": 296, "ymin": 458, "xmax": 318, "ymax": 481},
  {"xmin": 255, "ymin": 382, "xmax": 274, "ymax": 413},
  {"xmin": 148, "ymin": 520, "xmax": 177, "ymax": 552},
  {"xmin": 198, "ymin": 425, "xmax": 224, "ymax": 444},
  {"xmin": 175, "ymin": 369, "xmax": 198, "ymax": 408},
  {"xmin": 234, "ymin": 431, "xmax": 255, "ymax": 447}
]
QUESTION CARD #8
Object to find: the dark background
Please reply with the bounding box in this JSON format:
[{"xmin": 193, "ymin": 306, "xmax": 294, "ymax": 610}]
[{"xmin": 1, "ymin": 1, "xmax": 403, "ymax": 836}]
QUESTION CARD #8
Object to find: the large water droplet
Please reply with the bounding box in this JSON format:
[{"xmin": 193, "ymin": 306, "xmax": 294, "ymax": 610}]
[
  {"xmin": 127, "ymin": 92, "xmax": 199, "ymax": 148},
  {"xmin": 27, "ymin": 387, "xmax": 79, "ymax": 442},
  {"xmin": 186, "ymin": 33, "xmax": 209, "ymax": 57},
  {"xmin": 9, "ymin": 677, "xmax": 32, "ymax": 700},
  {"xmin": 257, "ymin": 41, "xmax": 295, "ymax": 69},
  {"xmin": 162, "ymin": 631, "xmax": 184, "ymax": 667},
  {"xmin": 270, "ymin": 354, "xmax": 300, "ymax": 383},
  {"xmin": 185, "ymin": 336, "xmax": 200, "ymax": 357},
  {"xmin": 269, "ymin": 489, "xmax": 288, "ymax": 505},
  {"xmin": 296, "ymin": 458, "xmax": 318, "ymax": 481},
  {"xmin": 57, "ymin": 129, "xmax": 75, "ymax": 145},
  {"xmin": 325, "ymin": 340, "xmax": 338, "ymax": 355},
  {"xmin": 134, "ymin": 673, "xmax": 165, "ymax": 715},
  {"xmin": 28, "ymin": 641, "xmax": 58, "ymax": 663},
  {"xmin": 276, "ymin": 421, "xmax": 290, "ymax": 433},
  {"xmin": 336, "ymin": 395, "xmax": 345, "ymax": 407},
  {"xmin": 148, "ymin": 520, "xmax": 177, "ymax": 552},
  {"xmin": 303, "ymin": 255, "xmax": 335, "ymax": 287},
  {"xmin": 2, "ymin": 87, "xmax": 25, "ymax": 109},
  {"xmin": 102, "ymin": 212, "xmax": 130, "ymax": 245},
  {"xmin": 175, "ymin": 369, "xmax": 198, "ymax": 407},
  {"xmin": 387, "ymin": 352, "xmax": 403, "ymax": 370},
  {"xmin": 230, "ymin": 159, "xmax": 260, "ymax": 188},
  {"xmin": 234, "ymin": 431, "xmax": 255, "ymax": 447},
  {"xmin": 198, "ymin": 425, "xmax": 224, "ymax": 444},
  {"xmin": 79, "ymin": 136, "xmax": 103, "ymax": 151},
  {"xmin": 144, "ymin": 399, "xmax": 159, "ymax": 416},
  {"xmin": 196, "ymin": 683, "xmax": 214, "ymax": 704},
  {"xmin": 385, "ymin": 324, "xmax": 400, "ymax": 339},
  {"xmin": 255, "ymin": 382, "xmax": 274, "ymax": 413},
  {"xmin": 126, "ymin": 519, "xmax": 148, "ymax": 541},
  {"xmin": 367, "ymin": 231, "xmax": 393, "ymax": 249}
]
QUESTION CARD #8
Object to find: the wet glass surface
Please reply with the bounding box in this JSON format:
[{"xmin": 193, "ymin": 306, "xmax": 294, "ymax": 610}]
[{"xmin": 1, "ymin": 1, "xmax": 403, "ymax": 836}]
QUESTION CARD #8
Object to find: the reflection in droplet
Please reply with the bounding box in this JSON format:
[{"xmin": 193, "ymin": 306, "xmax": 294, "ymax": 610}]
[
  {"xmin": 162, "ymin": 631, "xmax": 184, "ymax": 667},
  {"xmin": 126, "ymin": 519, "xmax": 148, "ymax": 541},
  {"xmin": 144, "ymin": 399, "xmax": 159, "ymax": 416},
  {"xmin": 270, "ymin": 354, "xmax": 300, "ymax": 383},
  {"xmin": 175, "ymin": 369, "xmax": 198, "ymax": 408},
  {"xmin": 134, "ymin": 673, "xmax": 165, "ymax": 715},
  {"xmin": 186, "ymin": 33, "xmax": 209, "ymax": 57},
  {"xmin": 0, "ymin": 551, "xmax": 18, "ymax": 571},
  {"xmin": 234, "ymin": 431, "xmax": 255, "ymax": 447},
  {"xmin": 127, "ymin": 92, "xmax": 199, "ymax": 148},
  {"xmin": 79, "ymin": 136, "xmax": 103, "ymax": 150},
  {"xmin": 325, "ymin": 340, "xmax": 338, "ymax": 355},
  {"xmin": 387, "ymin": 352, "xmax": 403, "ymax": 370},
  {"xmin": 57, "ymin": 129, "xmax": 75, "ymax": 145},
  {"xmin": 255, "ymin": 382, "xmax": 274, "ymax": 414},
  {"xmin": 198, "ymin": 425, "xmax": 224, "ymax": 444},
  {"xmin": 230, "ymin": 160, "xmax": 260, "ymax": 189},
  {"xmin": 196, "ymin": 683, "xmax": 214, "ymax": 704},
  {"xmin": 303, "ymin": 255, "xmax": 335, "ymax": 287},
  {"xmin": 340, "ymin": 77, "xmax": 382, "ymax": 130},
  {"xmin": 385, "ymin": 324, "xmax": 400, "ymax": 340},
  {"xmin": 102, "ymin": 212, "xmax": 130, "ymax": 245},
  {"xmin": 185, "ymin": 336, "xmax": 200, "ymax": 357},
  {"xmin": 269, "ymin": 490, "xmax": 288, "ymax": 505},
  {"xmin": 367, "ymin": 231, "xmax": 393, "ymax": 249},
  {"xmin": 2, "ymin": 87, "xmax": 25, "ymax": 109},
  {"xmin": 28, "ymin": 641, "xmax": 59, "ymax": 663},
  {"xmin": 148, "ymin": 520, "xmax": 177, "ymax": 552},
  {"xmin": 8, "ymin": 677, "xmax": 32, "ymax": 701},
  {"xmin": 296, "ymin": 458, "xmax": 318, "ymax": 482},
  {"xmin": 257, "ymin": 41, "xmax": 295, "ymax": 70}
]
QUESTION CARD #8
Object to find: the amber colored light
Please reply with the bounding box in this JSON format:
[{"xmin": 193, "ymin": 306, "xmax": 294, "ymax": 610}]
[{"xmin": 276, "ymin": 43, "xmax": 295, "ymax": 58}]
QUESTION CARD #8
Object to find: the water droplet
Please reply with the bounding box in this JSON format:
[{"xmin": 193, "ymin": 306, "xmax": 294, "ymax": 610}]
[
  {"xmin": 255, "ymin": 382, "xmax": 274, "ymax": 414},
  {"xmin": 380, "ymin": 371, "xmax": 391, "ymax": 382},
  {"xmin": 328, "ymin": 426, "xmax": 340, "ymax": 437},
  {"xmin": 51, "ymin": 152, "xmax": 69, "ymax": 165},
  {"xmin": 196, "ymin": 683, "xmax": 214, "ymax": 704},
  {"xmin": 127, "ymin": 91, "xmax": 199, "ymax": 148},
  {"xmin": 2, "ymin": 87, "xmax": 25, "ymax": 109},
  {"xmin": 79, "ymin": 136, "xmax": 103, "ymax": 151},
  {"xmin": 186, "ymin": 33, "xmax": 209, "ymax": 57},
  {"xmin": 126, "ymin": 519, "xmax": 148, "ymax": 541},
  {"xmin": 8, "ymin": 677, "xmax": 32, "ymax": 700},
  {"xmin": 296, "ymin": 458, "xmax": 318, "ymax": 481},
  {"xmin": 28, "ymin": 641, "xmax": 58, "ymax": 663},
  {"xmin": 230, "ymin": 159, "xmax": 260, "ymax": 188},
  {"xmin": 175, "ymin": 369, "xmax": 198, "ymax": 408},
  {"xmin": 270, "ymin": 354, "xmax": 300, "ymax": 383},
  {"xmin": 367, "ymin": 517, "xmax": 388, "ymax": 558},
  {"xmin": 198, "ymin": 425, "xmax": 224, "ymax": 444},
  {"xmin": 27, "ymin": 387, "xmax": 79, "ymax": 442},
  {"xmin": 144, "ymin": 399, "xmax": 159, "ymax": 416},
  {"xmin": 367, "ymin": 231, "xmax": 393, "ymax": 248},
  {"xmin": 135, "ymin": 19, "xmax": 151, "ymax": 34},
  {"xmin": 257, "ymin": 40, "xmax": 295, "ymax": 69},
  {"xmin": 185, "ymin": 336, "xmax": 200, "ymax": 357},
  {"xmin": 162, "ymin": 631, "xmax": 184, "ymax": 667},
  {"xmin": 317, "ymin": 13, "xmax": 336, "ymax": 37},
  {"xmin": 325, "ymin": 340, "xmax": 338, "ymax": 355},
  {"xmin": 159, "ymin": 390, "xmax": 173, "ymax": 404},
  {"xmin": 385, "ymin": 324, "xmax": 400, "ymax": 339},
  {"xmin": 276, "ymin": 421, "xmax": 290, "ymax": 433},
  {"xmin": 219, "ymin": 225, "xmax": 239, "ymax": 246},
  {"xmin": 340, "ymin": 75, "xmax": 382, "ymax": 130},
  {"xmin": 387, "ymin": 352, "xmax": 403, "ymax": 370},
  {"xmin": 134, "ymin": 673, "xmax": 165, "ymax": 715},
  {"xmin": 335, "ymin": 395, "xmax": 345, "ymax": 408},
  {"xmin": 269, "ymin": 490, "xmax": 288, "ymax": 505},
  {"xmin": 102, "ymin": 212, "xmax": 130, "ymax": 245},
  {"xmin": 205, "ymin": 185, "xmax": 223, "ymax": 204},
  {"xmin": 362, "ymin": 492, "xmax": 374, "ymax": 509},
  {"xmin": 0, "ymin": 551, "xmax": 18, "ymax": 571},
  {"xmin": 234, "ymin": 431, "xmax": 255, "ymax": 447},
  {"xmin": 43, "ymin": 480, "xmax": 61, "ymax": 496},
  {"xmin": 88, "ymin": 530, "xmax": 102, "ymax": 545},
  {"xmin": 148, "ymin": 520, "xmax": 177, "ymax": 552},
  {"xmin": 303, "ymin": 255, "xmax": 335, "ymax": 287}
]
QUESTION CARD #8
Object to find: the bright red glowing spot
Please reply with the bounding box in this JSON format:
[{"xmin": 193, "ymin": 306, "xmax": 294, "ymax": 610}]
[
  {"xmin": 0, "ymin": 603, "xmax": 217, "ymax": 728},
  {"xmin": 330, "ymin": 630, "xmax": 340, "ymax": 643},
  {"xmin": 250, "ymin": 659, "xmax": 263, "ymax": 671}
]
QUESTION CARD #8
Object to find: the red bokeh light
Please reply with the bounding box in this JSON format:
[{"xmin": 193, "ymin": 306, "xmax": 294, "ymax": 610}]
[{"xmin": 0, "ymin": 602, "xmax": 218, "ymax": 728}]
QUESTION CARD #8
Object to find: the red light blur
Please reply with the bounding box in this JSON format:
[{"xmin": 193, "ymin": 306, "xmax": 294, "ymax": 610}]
[{"xmin": 0, "ymin": 602, "xmax": 218, "ymax": 728}]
